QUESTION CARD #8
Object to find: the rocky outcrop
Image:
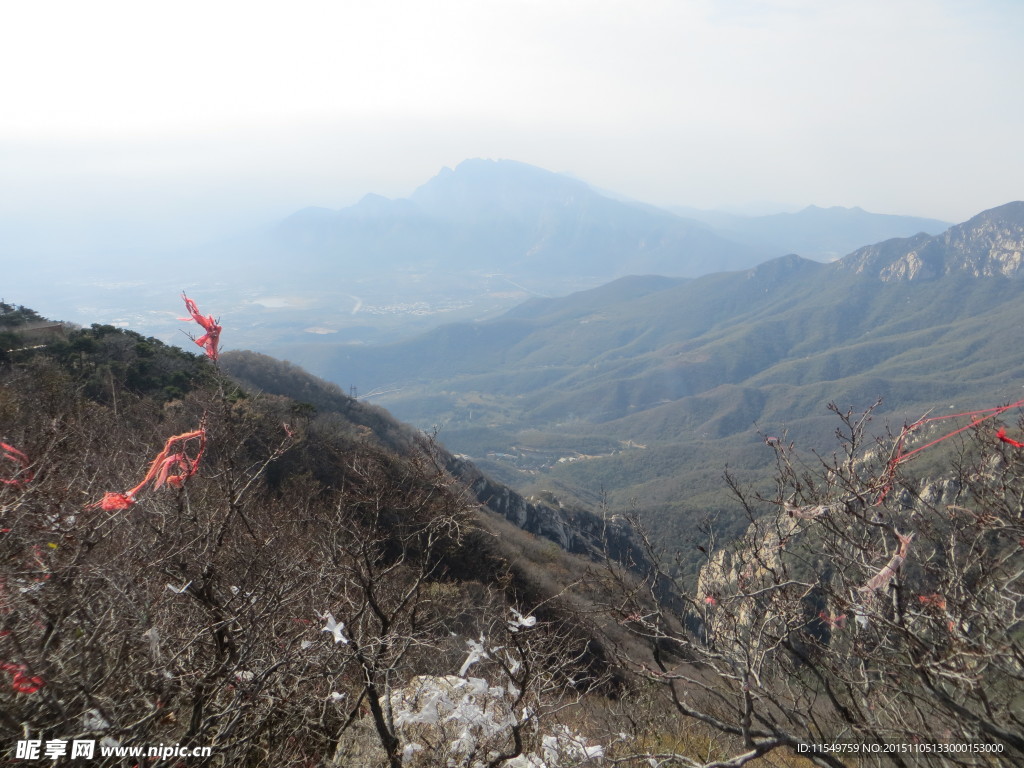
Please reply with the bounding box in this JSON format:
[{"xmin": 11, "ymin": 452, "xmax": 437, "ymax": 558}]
[
  {"xmin": 445, "ymin": 455, "xmax": 645, "ymax": 567},
  {"xmin": 839, "ymin": 201, "xmax": 1024, "ymax": 281}
]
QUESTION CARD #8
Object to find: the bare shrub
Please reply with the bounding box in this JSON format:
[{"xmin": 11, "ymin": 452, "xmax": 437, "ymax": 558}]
[{"xmin": 596, "ymin": 402, "xmax": 1024, "ymax": 767}]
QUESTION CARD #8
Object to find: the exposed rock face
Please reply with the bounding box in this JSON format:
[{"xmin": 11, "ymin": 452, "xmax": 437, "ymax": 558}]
[
  {"xmin": 445, "ymin": 455, "xmax": 644, "ymax": 566},
  {"xmin": 693, "ymin": 473, "xmax": 970, "ymax": 653},
  {"xmin": 839, "ymin": 201, "xmax": 1024, "ymax": 281}
]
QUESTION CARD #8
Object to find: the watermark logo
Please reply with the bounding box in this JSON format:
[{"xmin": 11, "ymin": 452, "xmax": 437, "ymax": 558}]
[
  {"xmin": 14, "ymin": 739, "xmax": 211, "ymax": 761},
  {"xmin": 17, "ymin": 740, "xmax": 90, "ymax": 760}
]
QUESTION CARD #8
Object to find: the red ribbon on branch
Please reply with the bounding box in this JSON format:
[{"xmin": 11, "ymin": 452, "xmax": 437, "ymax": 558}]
[
  {"xmin": 860, "ymin": 531, "xmax": 914, "ymax": 595},
  {"xmin": 179, "ymin": 293, "xmax": 222, "ymax": 361},
  {"xmin": 1, "ymin": 662, "xmax": 44, "ymax": 694},
  {"xmin": 875, "ymin": 399, "xmax": 1024, "ymax": 504},
  {"xmin": 88, "ymin": 426, "xmax": 206, "ymax": 511},
  {"xmin": 0, "ymin": 442, "xmax": 32, "ymax": 487},
  {"xmin": 996, "ymin": 427, "xmax": 1024, "ymax": 448}
]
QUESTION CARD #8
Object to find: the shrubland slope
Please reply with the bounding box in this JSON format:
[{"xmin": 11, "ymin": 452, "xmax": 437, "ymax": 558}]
[{"xmin": 0, "ymin": 307, "xmax": 646, "ymax": 765}]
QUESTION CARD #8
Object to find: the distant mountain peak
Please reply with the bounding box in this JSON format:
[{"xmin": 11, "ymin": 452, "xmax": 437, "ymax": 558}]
[
  {"xmin": 964, "ymin": 200, "xmax": 1024, "ymax": 227},
  {"xmin": 357, "ymin": 192, "xmax": 392, "ymax": 206},
  {"xmin": 839, "ymin": 201, "xmax": 1024, "ymax": 281},
  {"xmin": 343, "ymin": 192, "xmax": 420, "ymax": 219},
  {"xmin": 419, "ymin": 157, "xmax": 584, "ymax": 188},
  {"xmin": 746, "ymin": 252, "xmax": 823, "ymax": 279},
  {"xmin": 410, "ymin": 158, "xmax": 591, "ymax": 217},
  {"xmin": 796, "ymin": 204, "xmax": 901, "ymax": 218},
  {"xmin": 456, "ymin": 157, "xmax": 555, "ymax": 173},
  {"xmin": 272, "ymin": 157, "xmax": 759, "ymax": 280}
]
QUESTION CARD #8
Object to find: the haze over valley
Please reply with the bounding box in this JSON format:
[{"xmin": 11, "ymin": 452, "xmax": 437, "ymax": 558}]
[{"xmin": 7, "ymin": 158, "xmax": 951, "ymax": 363}]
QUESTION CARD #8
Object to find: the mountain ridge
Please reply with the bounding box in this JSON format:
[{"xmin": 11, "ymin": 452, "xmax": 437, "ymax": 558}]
[
  {"xmin": 271, "ymin": 159, "xmax": 955, "ymax": 285},
  {"xmin": 311, "ymin": 201, "xmax": 1024, "ymax": 537},
  {"xmin": 841, "ymin": 200, "xmax": 1024, "ymax": 280},
  {"xmin": 670, "ymin": 201, "xmax": 949, "ymax": 260},
  {"xmin": 274, "ymin": 158, "xmax": 761, "ymax": 280}
]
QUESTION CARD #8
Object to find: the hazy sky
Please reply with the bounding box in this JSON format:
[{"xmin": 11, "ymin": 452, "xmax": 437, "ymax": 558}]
[{"xmin": 3, "ymin": 0, "xmax": 1023, "ymax": 252}]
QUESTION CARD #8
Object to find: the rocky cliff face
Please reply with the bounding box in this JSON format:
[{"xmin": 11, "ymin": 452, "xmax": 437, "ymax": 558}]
[
  {"xmin": 444, "ymin": 455, "xmax": 646, "ymax": 567},
  {"xmin": 839, "ymin": 201, "xmax": 1024, "ymax": 281}
]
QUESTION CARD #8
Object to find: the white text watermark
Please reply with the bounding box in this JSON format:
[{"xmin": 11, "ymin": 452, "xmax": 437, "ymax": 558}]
[{"xmin": 14, "ymin": 739, "xmax": 212, "ymax": 761}]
